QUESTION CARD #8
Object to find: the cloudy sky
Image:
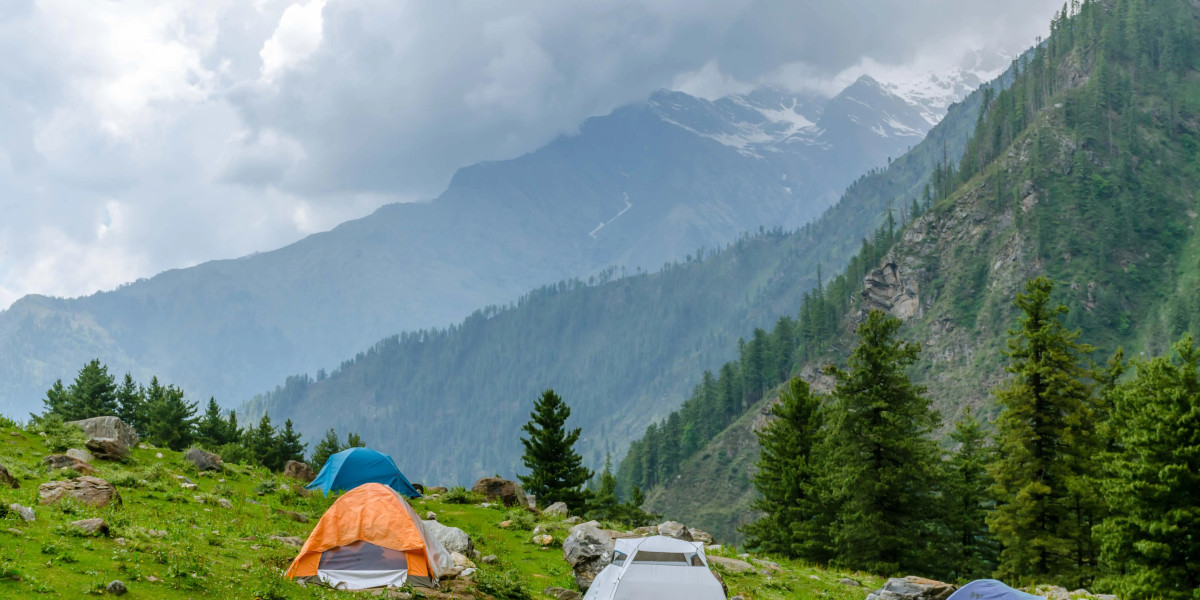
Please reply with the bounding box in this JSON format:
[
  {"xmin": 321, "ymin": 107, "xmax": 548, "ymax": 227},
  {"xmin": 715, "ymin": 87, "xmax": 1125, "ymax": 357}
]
[{"xmin": 0, "ymin": 0, "xmax": 1062, "ymax": 308}]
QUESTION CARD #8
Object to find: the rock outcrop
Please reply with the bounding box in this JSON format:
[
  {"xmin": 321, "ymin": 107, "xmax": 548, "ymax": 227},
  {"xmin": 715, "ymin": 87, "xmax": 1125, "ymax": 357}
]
[
  {"xmin": 38, "ymin": 476, "xmax": 121, "ymax": 508},
  {"xmin": 70, "ymin": 518, "xmax": 109, "ymax": 536},
  {"xmin": 65, "ymin": 448, "xmax": 92, "ymax": 463},
  {"xmin": 8, "ymin": 504, "xmax": 34, "ymax": 521},
  {"xmin": 283, "ymin": 460, "xmax": 316, "ymax": 482},
  {"xmin": 0, "ymin": 462, "xmax": 17, "ymax": 488},
  {"xmin": 861, "ymin": 261, "xmax": 921, "ymax": 320},
  {"xmin": 562, "ymin": 521, "xmax": 614, "ymax": 592},
  {"xmin": 471, "ymin": 477, "xmax": 527, "ymax": 507},
  {"xmin": 43, "ymin": 454, "xmax": 96, "ymax": 475},
  {"xmin": 656, "ymin": 520, "xmax": 693, "ymax": 541},
  {"xmin": 65, "ymin": 416, "xmax": 138, "ymax": 448},
  {"xmin": 707, "ymin": 555, "xmax": 754, "ymax": 573},
  {"xmin": 544, "ymin": 501, "xmax": 569, "ymax": 517},
  {"xmin": 423, "ymin": 519, "xmax": 474, "ymax": 555},
  {"xmin": 866, "ymin": 576, "xmax": 956, "ymax": 600},
  {"xmin": 184, "ymin": 448, "xmax": 222, "ymax": 471},
  {"xmin": 85, "ymin": 437, "xmax": 130, "ymax": 461}
]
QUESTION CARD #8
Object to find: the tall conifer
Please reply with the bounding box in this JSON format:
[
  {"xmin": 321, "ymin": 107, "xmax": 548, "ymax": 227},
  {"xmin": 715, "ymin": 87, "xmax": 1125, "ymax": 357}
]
[
  {"xmin": 519, "ymin": 389, "xmax": 592, "ymax": 510},
  {"xmin": 1096, "ymin": 335, "xmax": 1200, "ymax": 599},
  {"xmin": 743, "ymin": 377, "xmax": 827, "ymax": 561},
  {"xmin": 987, "ymin": 277, "xmax": 1099, "ymax": 586},
  {"xmin": 817, "ymin": 310, "xmax": 942, "ymax": 574}
]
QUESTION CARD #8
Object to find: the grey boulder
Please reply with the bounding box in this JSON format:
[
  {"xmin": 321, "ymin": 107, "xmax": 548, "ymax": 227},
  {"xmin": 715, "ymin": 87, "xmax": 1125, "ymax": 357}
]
[
  {"xmin": 866, "ymin": 577, "xmax": 957, "ymax": 600},
  {"xmin": 562, "ymin": 521, "xmax": 614, "ymax": 592},
  {"xmin": 423, "ymin": 519, "xmax": 474, "ymax": 555},
  {"xmin": 184, "ymin": 448, "xmax": 222, "ymax": 471},
  {"xmin": 65, "ymin": 416, "xmax": 138, "ymax": 448},
  {"xmin": 86, "ymin": 437, "xmax": 130, "ymax": 461}
]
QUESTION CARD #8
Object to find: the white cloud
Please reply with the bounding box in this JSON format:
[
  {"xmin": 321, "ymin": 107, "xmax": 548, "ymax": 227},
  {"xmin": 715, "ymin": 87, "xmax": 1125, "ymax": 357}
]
[{"xmin": 260, "ymin": 0, "xmax": 328, "ymax": 81}]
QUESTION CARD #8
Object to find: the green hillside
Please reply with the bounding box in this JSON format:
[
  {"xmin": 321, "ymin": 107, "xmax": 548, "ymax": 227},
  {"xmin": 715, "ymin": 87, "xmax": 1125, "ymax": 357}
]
[
  {"xmin": 0, "ymin": 414, "xmax": 887, "ymax": 599},
  {"xmin": 246, "ymin": 68, "xmax": 1009, "ymax": 486},
  {"xmin": 627, "ymin": 0, "xmax": 1200, "ymax": 546}
]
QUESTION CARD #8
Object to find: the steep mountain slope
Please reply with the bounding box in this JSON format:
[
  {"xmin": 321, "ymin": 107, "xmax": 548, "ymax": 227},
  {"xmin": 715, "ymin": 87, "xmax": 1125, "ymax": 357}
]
[
  {"xmin": 1, "ymin": 81, "xmax": 938, "ymax": 417},
  {"xmin": 632, "ymin": 0, "xmax": 1200, "ymax": 545},
  {"xmin": 244, "ymin": 72, "xmax": 1006, "ymax": 485}
]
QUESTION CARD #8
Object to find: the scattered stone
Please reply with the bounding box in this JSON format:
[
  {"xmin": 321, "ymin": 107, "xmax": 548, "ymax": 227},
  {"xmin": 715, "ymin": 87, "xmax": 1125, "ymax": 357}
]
[
  {"xmin": 810, "ymin": 575, "xmax": 820, "ymax": 580},
  {"xmin": 71, "ymin": 518, "xmax": 109, "ymax": 536},
  {"xmin": 146, "ymin": 529, "xmax": 167, "ymax": 538},
  {"xmin": 65, "ymin": 416, "xmax": 138, "ymax": 448},
  {"xmin": 690, "ymin": 528, "xmax": 714, "ymax": 544},
  {"xmin": 86, "ymin": 437, "xmax": 130, "ymax": 461},
  {"xmin": 460, "ymin": 567, "xmax": 476, "ymax": 579},
  {"xmin": 563, "ymin": 521, "xmax": 614, "ymax": 591},
  {"xmin": 656, "ymin": 520, "xmax": 693, "ymax": 541},
  {"xmin": 65, "ymin": 448, "xmax": 93, "ymax": 463},
  {"xmin": 481, "ymin": 555, "xmax": 497, "ymax": 564},
  {"xmin": 106, "ymin": 580, "xmax": 127, "ymax": 596},
  {"xmin": 533, "ymin": 534, "xmax": 553, "ymax": 546},
  {"xmin": 39, "ymin": 476, "xmax": 121, "ymax": 508},
  {"xmin": 544, "ymin": 586, "xmax": 583, "ymax": 600},
  {"xmin": 498, "ymin": 520, "xmax": 512, "ymax": 528},
  {"xmin": 43, "ymin": 454, "xmax": 96, "ymax": 475},
  {"xmin": 217, "ymin": 499, "xmax": 233, "ymax": 509},
  {"xmin": 565, "ymin": 516, "xmax": 582, "ymax": 524},
  {"xmin": 544, "ymin": 502, "xmax": 569, "ymax": 517},
  {"xmin": 423, "ymin": 519, "xmax": 474, "ymax": 555},
  {"xmin": 184, "ymin": 448, "xmax": 222, "ymax": 471},
  {"xmin": 730, "ymin": 596, "xmax": 744, "ymax": 600},
  {"xmin": 840, "ymin": 578, "xmax": 862, "ymax": 587},
  {"xmin": 632, "ymin": 525, "xmax": 656, "ymax": 535},
  {"xmin": 866, "ymin": 576, "xmax": 956, "ymax": 600},
  {"xmin": 471, "ymin": 476, "xmax": 528, "ymax": 507},
  {"xmin": 0, "ymin": 463, "xmax": 18, "ymax": 489},
  {"xmin": 283, "ymin": 460, "xmax": 316, "ymax": 482},
  {"xmin": 5, "ymin": 528, "xmax": 23, "ymax": 536},
  {"xmin": 706, "ymin": 556, "xmax": 754, "ymax": 573},
  {"xmin": 752, "ymin": 557, "xmax": 781, "ymax": 571},
  {"xmin": 181, "ymin": 483, "xmax": 198, "ymax": 490},
  {"xmin": 8, "ymin": 504, "xmax": 34, "ymax": 521},
  {"xmin": 267, "ymin": 535, "xmax": 304, "ymax": 547},
  {"xmin": 425, "ymin": 511, "xmax": 437, "ymax": 520},
  {"xmin": 146, "ymin": 576, "xmax": 161, "ymax": 582},
  {"xmin": 425, "ymin": 486, "xmax": 448, "ymax": 494},
  {"xmin": 274, "ymin": 509, "xmax": 309, "ymax": 523},
  {"xmin": 155, "ymin": 453, "xmax": 163, "ymax": 459}
]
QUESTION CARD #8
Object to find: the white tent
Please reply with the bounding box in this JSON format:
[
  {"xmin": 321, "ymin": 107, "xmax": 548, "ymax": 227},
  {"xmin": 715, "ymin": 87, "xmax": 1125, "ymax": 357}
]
[{"xmin": 583, "ymin": 536, "xmax": 726, "ymax": 600}]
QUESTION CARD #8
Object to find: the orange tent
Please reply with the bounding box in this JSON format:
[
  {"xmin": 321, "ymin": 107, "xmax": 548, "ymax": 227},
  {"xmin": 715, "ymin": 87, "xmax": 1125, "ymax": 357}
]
[{"xmin": 285, "ymin": 483, "xmax": 452, "ymax": 589}]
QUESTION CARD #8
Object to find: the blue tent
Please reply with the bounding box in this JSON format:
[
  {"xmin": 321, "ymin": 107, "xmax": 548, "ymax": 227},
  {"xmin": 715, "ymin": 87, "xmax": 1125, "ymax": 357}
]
[
  {"xmin": 947, "ymin": 580, "xmax": 1046, "ymax": 600},
  {"xmin": 305, "ymin": 448, "xmax": 422, "ymax": 497}
]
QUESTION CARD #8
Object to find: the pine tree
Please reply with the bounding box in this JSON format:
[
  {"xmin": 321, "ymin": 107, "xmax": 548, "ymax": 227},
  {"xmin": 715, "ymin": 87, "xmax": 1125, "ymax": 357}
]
[
  {"xmin": 1096, "ymin": 335, "xmax": 1200, "ymax": 600},
  {"xmin": 743, "ymin": 377, "xmax": 828, "ymax": 561},
  {"xmin": 344, "ymin": 432, "xmax": 365, "ymax": 448},
  {"xmin": 519, "ymin": 389, "xmax": 592, "ymax": 510},
  {"xmin": 142, "ymin": 377, "xmax": 198, "ymax": 451},
  {"xmin": 987, "ymin": 277, "xmax": 1099, "ymax": 587},
  {"xmin": 274, "ymin": 419, "xmax": 307, "ymax": 467},
  {"xmin": 42, "ymin": 379, "xmax": 69, "ymax": 418},
  {"xmin": 196, "ymin": 398, "xmax": 237, "ymax": 449},
  {"xmin": 942, "ymin": 409, "xmax": 997, "ymax": 580},
  {"xmin": 115, "ymin": 373, "xmax": 146, "ymax": 433},
  {"xmin": 817, "ymin": 310, "xmax": 942, "ymax": 575},
  {"xmin": 585, "ymin": 455, "xmax": 621, "ymax": 521},
  {"xmin": 310, "ymin": 428, "xmax": 342, "ymax": 467},
  {"xmin": 67, "ymin": 359, "xmax": 119, "ymax": 419},
  {"xmin": 248, "ymin": 413, "xmax": 279, "ymax": 469}
]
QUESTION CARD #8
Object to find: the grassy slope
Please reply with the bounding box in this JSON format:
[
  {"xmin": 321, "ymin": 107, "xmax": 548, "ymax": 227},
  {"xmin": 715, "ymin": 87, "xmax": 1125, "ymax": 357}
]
[{"xmin": 0, "ymin": 421, "xmax": 883, "ymax": 599}]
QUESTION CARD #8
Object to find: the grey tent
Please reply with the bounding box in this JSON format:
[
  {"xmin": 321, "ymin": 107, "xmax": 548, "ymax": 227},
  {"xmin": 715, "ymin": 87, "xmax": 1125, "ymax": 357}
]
[{"xmin": 583, "ymin": 536, "xmax": 725, "ymax": 600}]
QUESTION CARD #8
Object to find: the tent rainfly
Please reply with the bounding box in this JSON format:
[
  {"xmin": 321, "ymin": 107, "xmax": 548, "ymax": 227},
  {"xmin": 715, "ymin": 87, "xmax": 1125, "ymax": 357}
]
[
  {"xmin": 946, "ymin": 580, "xmax": 1048, "ymax": 600},
  {"xmin": 306, "ymin": 447, "xmax": 422, "ymax": 497},
  {"xmin": 284, "ymin": 483, "xmax": 452, "ymax": 590},
  {"xmin": 583, "ymin": 536, "xmax": 726, "ymax": 600}
]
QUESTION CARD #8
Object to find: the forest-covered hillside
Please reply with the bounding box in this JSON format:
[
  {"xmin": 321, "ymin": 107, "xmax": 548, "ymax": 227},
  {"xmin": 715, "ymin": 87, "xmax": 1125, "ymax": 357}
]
[{"xmin": 626, "ymin": 0, "xmax": 1200, "ymax": 546}]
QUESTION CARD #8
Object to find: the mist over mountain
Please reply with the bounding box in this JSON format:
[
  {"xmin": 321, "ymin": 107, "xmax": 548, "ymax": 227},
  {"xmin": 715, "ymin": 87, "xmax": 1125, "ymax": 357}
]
[{"xmin": 0, "ymin": 73, "xmax": 963, "ymax": 416}]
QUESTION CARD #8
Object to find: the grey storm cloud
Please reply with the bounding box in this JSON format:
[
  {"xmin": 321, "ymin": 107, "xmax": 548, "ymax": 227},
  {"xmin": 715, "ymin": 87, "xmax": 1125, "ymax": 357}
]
[{"xmin": 0, "ymin": 0, "xmax": 1061, "ymax": 307}]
